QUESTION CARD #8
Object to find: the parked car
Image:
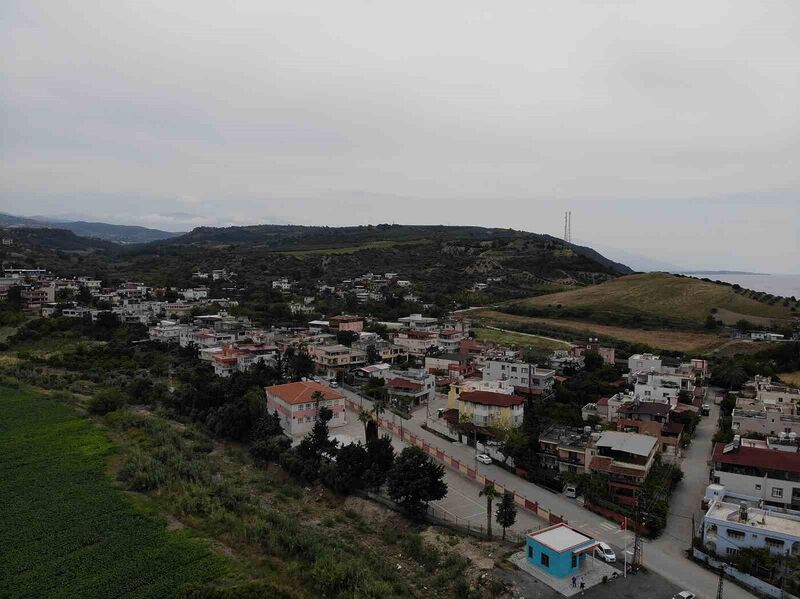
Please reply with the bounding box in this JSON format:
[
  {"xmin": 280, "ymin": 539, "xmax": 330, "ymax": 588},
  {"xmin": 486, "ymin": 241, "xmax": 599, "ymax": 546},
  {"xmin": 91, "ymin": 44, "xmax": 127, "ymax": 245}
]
[
  {"xmin": 595, "ymin": 542, "xmax": 616, "ymax": 563},
  {"xmin": 564, "ymin": 484, "xmax": 578, "ymax": 499},
  {"xmin": 701, "ymin": 404, "xmax": 710, "ymax": 416},
  {"xmin": 672, "ymin": 592, "xmax": 695, "ymax": 599},
  {"xmin": 329, "ymin": 381, "xmax": 338, "ymax": 388},
  {"xmin": 476, "ymin": 454, "xmax": 492, "ymax": 465}
]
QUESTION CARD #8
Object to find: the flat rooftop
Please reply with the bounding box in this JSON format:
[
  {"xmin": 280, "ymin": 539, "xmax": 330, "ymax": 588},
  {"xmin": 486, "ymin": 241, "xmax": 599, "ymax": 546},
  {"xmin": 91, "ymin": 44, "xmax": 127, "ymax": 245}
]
[
  {"xmin": 529, "ymin": 524, "xmax": 593, "ymax": 553},
  {"xmin": 707, "ymin": 501, "xmax": 800, "ymax": 538}
]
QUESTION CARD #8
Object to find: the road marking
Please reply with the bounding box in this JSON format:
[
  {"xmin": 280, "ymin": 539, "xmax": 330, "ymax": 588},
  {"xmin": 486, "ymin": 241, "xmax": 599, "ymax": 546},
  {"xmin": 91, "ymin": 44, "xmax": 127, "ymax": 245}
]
[{"xmin": 599, "ymin": 522, "xmax": 617, "ymax": 530}]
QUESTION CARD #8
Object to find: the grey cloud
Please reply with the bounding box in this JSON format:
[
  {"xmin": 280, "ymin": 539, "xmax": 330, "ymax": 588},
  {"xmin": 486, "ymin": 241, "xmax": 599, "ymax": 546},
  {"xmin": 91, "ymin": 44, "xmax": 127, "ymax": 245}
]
[{"xmin": 1, "ymin": 0, "xmax": 798, "ymax": 271}]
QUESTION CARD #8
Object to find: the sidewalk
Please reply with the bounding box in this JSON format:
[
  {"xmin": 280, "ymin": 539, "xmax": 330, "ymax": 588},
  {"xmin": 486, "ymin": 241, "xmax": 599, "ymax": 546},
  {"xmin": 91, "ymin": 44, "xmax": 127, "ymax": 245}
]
[{"xmin": 334, "ymin": 382, "xmax": 756, "ymax": 599}]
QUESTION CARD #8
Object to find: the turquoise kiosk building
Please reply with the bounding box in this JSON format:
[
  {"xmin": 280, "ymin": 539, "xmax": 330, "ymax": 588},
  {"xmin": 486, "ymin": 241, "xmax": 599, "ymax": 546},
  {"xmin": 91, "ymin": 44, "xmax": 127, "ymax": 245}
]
[{"xmin": 526, "ymin": 523, "xmax": 598, "ymax": 578}]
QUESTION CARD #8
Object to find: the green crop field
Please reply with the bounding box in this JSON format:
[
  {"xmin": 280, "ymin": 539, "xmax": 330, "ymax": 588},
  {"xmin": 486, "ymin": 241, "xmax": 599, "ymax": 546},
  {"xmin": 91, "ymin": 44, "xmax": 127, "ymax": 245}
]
[
  {"xmin": 0, "ymin": 386, "xmax": 224, "ymax": 599},
  {"xmin": 513, "ymin": 272, "xmax": 796, "ymax": 326}
]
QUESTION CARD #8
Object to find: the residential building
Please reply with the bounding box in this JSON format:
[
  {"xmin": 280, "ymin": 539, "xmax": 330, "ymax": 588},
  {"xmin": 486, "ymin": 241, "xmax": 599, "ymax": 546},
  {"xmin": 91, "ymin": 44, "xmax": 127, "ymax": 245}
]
[
  {"xmin": 437, "ymin": 329, "xmax": 466, "ymax": 353},
  {"xmin": 307, "ymin": 344, "xmax": 367, "ymax": 378},
  {"xmin": 352, "ymin": 363, "xmax": 392, "ymax": 380},
  {"xmin": 271, "ymin": 278, "xmax": 294, "ymax": 291},
  {"xmin": 328, "ymin": 315, "xmax": 364, "ymax": 332},
  {"xmin": 397, "ymin": 313, "xmax": 438, "ymax": 331},
  {"xmin": 751, "ymin": 331, "xmax": 785, "ymax": 341},
  {"xmin": 288, "ymin": 302, "xmax": 315, "ymax": 315},
  {"xmin": 482, "ymin": 359, "xmax": 555, "ymax": 397},
  {"xmin": 211, "ymin": 344, "xmax": 277, "ymax": 377},
  {"xmin": 21, "ymin": 284, "xmax": 55, "ymax": 309},
  {"xmin": 631, "ymin": 370, "xmax": 694, "ymax": 406},
  {"xmin": 454, "ymin": 390, "xmax": 525, "ymax": 429},
  {"xmin": 549, "ymin": 350, "xmax": 585, "ymax": 372},
  {"xmin": 711, "ymin": 437, "xmax": 800, "ymax": 509},
  {"xmin": 148, "ymin": 320, "xmax": 185, "ymax": 342},
  {"xmin": 613, "ymin": 401, "xmax": 684, "ymax": 458},
  {"xmin": 179, "ymin": 328, "xmax": 238, "ymax": 348},
  {"xmin": 352, "ymin": 338, "xmax": 406, "ymax": 363},
  {"xmin": 265, "ymin": 381, "xmax": 346, "ymax": 436},
  {"xmin": 586, "ymin": 431, "xmax": 658, "ymax": 505},
  {"xmin": 424, "ymin": 352, "xmax": 474, "ymax": 380},
  {"xmin": 703, "ymin": 499, "xmax": 800, "ymax": 558},
  {"xmin": 628, "ymin": 353, "xmax": 663, "ymax": 374},
  {"xmin": 538, "ymin": 425, "xmax": 591, "ymax": 474},
  {"xmin": 181, "ymin": 287, "xmax": 209, "ymax": 301},
  {"xmin": 383, "ymin": 369, "xmax": 436, "ymax": 407},
  {"xmin": 447, "ymin": 378, "xmax": 513, "ymax": 404},
  {"xmin": 525, "ymin": 524, "xmax": 597, "ymax": 579},
  {"xmin": 732, "ymin": 377, "xmax": 800, "ymax": 436},
  {"xmin": 393, "ymin": 330, "xmax": 438, "ymax": 356},
  {"xmin": 570, "ymin": 338, "xmax": 615, "ymax": 365}
]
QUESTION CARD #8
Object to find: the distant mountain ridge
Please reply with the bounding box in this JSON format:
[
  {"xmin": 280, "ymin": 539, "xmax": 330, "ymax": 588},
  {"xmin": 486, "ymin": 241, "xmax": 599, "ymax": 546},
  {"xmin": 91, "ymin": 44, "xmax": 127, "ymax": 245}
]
[
  {"xmin": 152, "ymin": 223, "xmax": 634, "ymax": 275},
  {"xmin": 0, "ymin": 213, "xmax": 181, "ymax": 244},
  {"xmin": 1, "ymin": 223, "xmax": 633, "ymax": 298}
]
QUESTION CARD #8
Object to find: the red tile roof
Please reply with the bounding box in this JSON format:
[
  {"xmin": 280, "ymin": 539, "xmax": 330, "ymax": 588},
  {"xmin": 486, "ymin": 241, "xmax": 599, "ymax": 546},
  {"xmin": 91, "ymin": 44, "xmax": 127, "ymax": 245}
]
[
  {"xmin": 459, "ymin": 391, "xmax": 525, "ymax": 407},
  {"xmin": 596, "ymin": 398, "xmax": 609, "ymax": 406},
  {"xmin": 387, "ymin": 378, "xmax": 423, "ymax": 391},
  {"xmin": 265, "ymin": 381, "xmax": 344, "ymax": 405},
  {"xmin": 712, "ymin": 442, "xmax": 800, "ymax": 473}
]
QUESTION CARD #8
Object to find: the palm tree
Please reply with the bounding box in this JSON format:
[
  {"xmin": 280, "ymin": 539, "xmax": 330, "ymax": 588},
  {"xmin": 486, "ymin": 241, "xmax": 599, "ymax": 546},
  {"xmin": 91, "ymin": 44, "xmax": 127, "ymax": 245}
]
[
  {"xmin": 372, "ymin": 397, "xmax": 386, "ymax": 422},
  {"xmin": 358, "ymin": 408, "xmax": 372, "ymax": 441},
  {"xmin": 479, "ymin": 482, "xmax": 499, "ymax": 540},
  {"xmin": 311, "ymin": 390, "xmax": 325, "ymax": 421}
]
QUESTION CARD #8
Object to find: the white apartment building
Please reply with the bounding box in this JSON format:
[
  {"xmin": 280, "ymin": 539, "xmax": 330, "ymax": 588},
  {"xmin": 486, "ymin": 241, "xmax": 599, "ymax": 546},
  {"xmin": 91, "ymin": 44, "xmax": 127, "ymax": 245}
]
[
  {"xmin": 397, "ymin": 313, "xmax": 438, "ymax": 331},
  {"xmin": 181, "ymin": 287, "xmax": 209, "ymax": 301},
  {"xmin": 148, "ymin": 320, "xmax": 186, "ymax": 342},
  {"xmin": 628, "ymin": 353, "xmax": 663, "ymax": 374},
  {"xmin": 482, "ymin": 360, "xmax": 555, "ymax": 397},
  {"xmin": 712, "ymin": 437, "xmax": 800, "ymax": 509},
  {"xmin": 703, "ymin": 499, "xmax": 800, "ymax": 558}
]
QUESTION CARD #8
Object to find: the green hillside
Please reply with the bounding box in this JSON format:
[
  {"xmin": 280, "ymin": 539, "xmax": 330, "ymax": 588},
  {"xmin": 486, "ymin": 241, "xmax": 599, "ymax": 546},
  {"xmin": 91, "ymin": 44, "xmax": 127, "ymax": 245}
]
[{"xmin": 510, "ymin": 272, "xmax": 797, "ymax": 328}]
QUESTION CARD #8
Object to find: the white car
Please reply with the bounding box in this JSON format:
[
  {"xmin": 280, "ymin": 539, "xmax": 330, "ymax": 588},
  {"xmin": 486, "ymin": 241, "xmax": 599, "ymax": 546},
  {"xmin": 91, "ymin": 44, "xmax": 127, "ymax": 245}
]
[
  {"xmin": 476, "ymin": 454, "xmax": 492, "ymax": 465},
  {"xmin": 672, "ymin": 592, "xmax": 695, "ymax": 599},
  {"xmin": 595, "ymin": 542, "xmax": 616, "ymax": 563},
  {"xmin": 329, "ymin": 381, "xmax": 338, "ymax": 388}
]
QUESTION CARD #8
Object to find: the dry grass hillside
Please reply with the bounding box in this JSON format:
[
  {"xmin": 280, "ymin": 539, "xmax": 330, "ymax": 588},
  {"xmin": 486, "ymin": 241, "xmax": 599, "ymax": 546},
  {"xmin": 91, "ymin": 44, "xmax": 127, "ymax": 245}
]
[{"xmin": 513, "ymin": 272, "xmax": 796, "ymax": 327}]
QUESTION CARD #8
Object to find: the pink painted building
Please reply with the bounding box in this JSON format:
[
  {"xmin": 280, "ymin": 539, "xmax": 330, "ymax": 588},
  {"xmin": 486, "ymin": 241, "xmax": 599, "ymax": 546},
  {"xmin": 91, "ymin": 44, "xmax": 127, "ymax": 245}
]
[{"xmin": 265, "ymin": 381, "xmax": 347, "ymax": 436}]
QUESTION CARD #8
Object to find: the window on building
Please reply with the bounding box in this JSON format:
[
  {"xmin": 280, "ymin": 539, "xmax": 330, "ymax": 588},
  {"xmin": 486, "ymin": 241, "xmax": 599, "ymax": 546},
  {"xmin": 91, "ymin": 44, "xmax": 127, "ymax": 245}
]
[
  {"xmin": 726, "ymin": 548, "xmax": 738, "ymax": 556},
  {"xmin": 766, "ymin": 538, "xmax": 785, "ymax": 548},
  {"xmin": 726, "ymin": 529, "xmax": 745, "ymax": 540},
  {"xmin": 540, "ymin": 553, "xmax": 549, "ymax": 567},
  {"xmin": 773, "ymin": 488, "xmax": 784, "ymax": 499},
  {"xmin": 571, "ymin": 554, "xmax": 577, "ymax": 568},
  {"xmin": 527, "ymin": 546, "xmax": 533, "ymax": 558}
]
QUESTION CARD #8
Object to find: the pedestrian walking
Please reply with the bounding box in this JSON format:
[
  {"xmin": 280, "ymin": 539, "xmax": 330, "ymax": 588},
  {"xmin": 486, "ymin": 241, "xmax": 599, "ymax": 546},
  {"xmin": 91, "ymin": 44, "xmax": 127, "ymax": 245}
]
[
  {"xmin": 580, "ymin": 577, "xmax": 585, "ymax": 594},
  {"xmin": 571, "ymin": 575, "xmax": 576, "ymax": 588}
]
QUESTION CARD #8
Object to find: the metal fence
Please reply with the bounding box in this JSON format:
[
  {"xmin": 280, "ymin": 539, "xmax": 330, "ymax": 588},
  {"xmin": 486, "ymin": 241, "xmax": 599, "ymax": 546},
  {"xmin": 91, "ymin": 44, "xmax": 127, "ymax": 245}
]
[{"xmin": 361, "ymin": 490, "xmax": 530, "ymax": 545}]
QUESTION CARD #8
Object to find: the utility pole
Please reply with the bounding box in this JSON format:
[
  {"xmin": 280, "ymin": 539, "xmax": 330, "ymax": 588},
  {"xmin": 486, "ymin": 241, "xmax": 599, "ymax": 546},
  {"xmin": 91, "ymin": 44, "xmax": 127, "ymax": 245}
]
[
  {"xmin": 716, "ymin": 564, "xmax": 724, "ymax": 599},
  {"xmin": 632, "ymin": 491, "xmax": 643, "ymax": 571}
]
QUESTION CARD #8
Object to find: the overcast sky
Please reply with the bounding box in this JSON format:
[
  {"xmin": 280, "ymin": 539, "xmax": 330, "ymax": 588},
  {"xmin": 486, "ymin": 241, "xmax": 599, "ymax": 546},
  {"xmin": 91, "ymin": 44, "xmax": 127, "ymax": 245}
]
[{"xmin": 1, "ymin": 1, "xmax": 798, "ymax": 272}]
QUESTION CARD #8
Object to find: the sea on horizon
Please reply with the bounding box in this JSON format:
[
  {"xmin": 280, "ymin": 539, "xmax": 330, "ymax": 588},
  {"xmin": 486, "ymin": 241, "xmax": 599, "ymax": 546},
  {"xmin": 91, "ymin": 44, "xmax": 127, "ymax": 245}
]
[{"xmin": 684, "ymin": 273, "xmax": 800, "ymax": 299}]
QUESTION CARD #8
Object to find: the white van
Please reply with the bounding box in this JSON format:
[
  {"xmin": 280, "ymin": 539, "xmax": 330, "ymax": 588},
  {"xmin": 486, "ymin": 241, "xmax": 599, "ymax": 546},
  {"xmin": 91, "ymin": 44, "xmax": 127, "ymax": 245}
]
[{"xmin": 564, "ymin": 485, "xmax": 578, "ymax": 499}]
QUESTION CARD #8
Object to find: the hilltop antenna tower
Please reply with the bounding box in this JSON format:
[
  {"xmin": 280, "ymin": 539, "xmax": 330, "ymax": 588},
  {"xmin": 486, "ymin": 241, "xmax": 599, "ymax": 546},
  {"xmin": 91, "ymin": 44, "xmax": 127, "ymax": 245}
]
[{"xmin": 563, "ymin": 211, "xmax": 572, "ymax": 244}]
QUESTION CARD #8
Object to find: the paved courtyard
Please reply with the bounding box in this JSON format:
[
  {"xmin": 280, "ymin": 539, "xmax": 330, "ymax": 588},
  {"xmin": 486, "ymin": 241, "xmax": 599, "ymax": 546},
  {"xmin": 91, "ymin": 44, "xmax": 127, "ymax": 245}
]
[{"xmin": 509, "ymin": 551, "xmax": 618, "ymax": 597}]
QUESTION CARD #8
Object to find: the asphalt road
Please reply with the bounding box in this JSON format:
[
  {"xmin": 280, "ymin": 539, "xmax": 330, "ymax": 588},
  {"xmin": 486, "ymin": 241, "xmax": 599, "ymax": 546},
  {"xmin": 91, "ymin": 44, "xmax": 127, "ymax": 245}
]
[{"xmin": 334, "ymin": 383, "xmax": 756, "ymax": 599}]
